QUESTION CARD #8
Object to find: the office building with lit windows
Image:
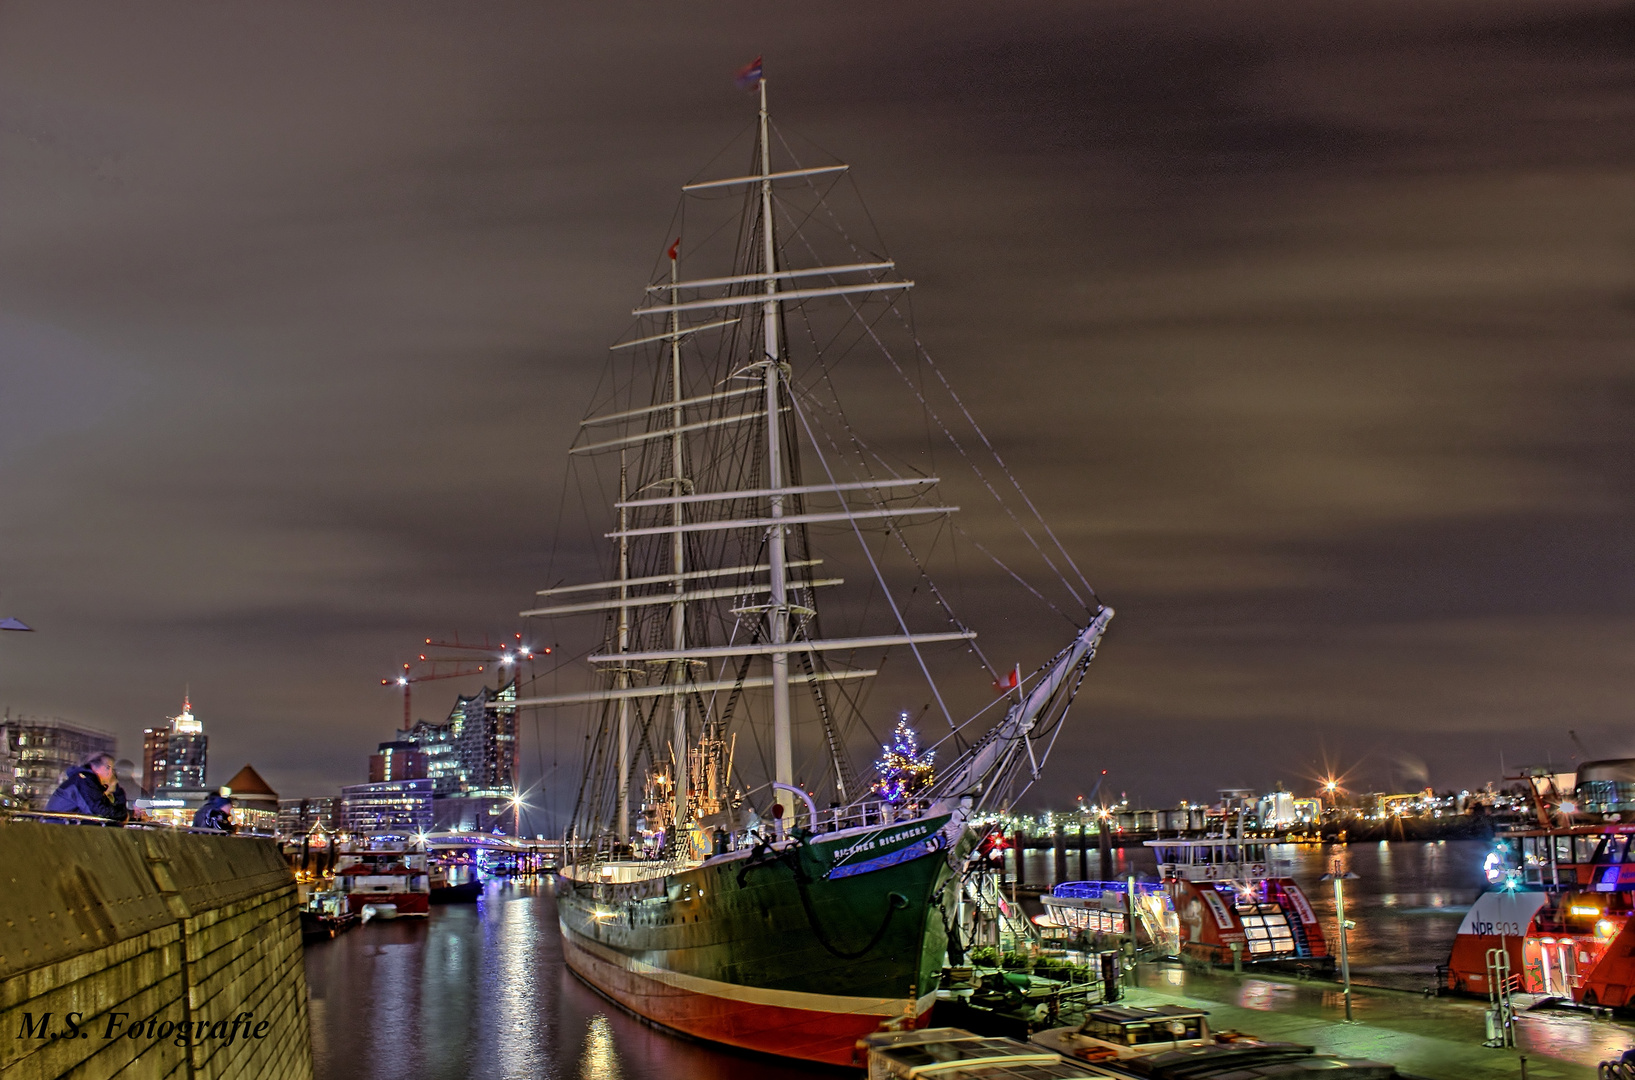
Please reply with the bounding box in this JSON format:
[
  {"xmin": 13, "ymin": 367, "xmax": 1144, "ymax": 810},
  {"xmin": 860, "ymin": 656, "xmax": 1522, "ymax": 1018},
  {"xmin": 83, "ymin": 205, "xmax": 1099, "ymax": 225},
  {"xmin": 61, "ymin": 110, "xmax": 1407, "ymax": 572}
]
[
  {"xmin": 2, "ymin": 714, "xmax": 117, "ymax": 809},
  {"xmin": 341, "ymin": 778, "xmax": 434, "ymax": 835},
  {"xmin": 141, "ymin": 696, "xmax": 208, "ymax": 797}
]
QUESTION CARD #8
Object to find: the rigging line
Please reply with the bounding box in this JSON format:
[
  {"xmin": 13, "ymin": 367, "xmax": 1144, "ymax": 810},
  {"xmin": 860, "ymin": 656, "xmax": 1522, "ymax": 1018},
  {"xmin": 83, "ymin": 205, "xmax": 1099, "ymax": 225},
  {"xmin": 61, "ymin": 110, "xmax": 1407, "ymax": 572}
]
[
  {"xmin": 793, "ymin": 383, "xmax": 1002, "ymax": 678},
  {"xmin": 952, "ymin": 520, "xmax": 1071, "ymax": 625},
  {"xmin": 789, "ymin": 394, "xmax": 960, "ymax": 732},
  {"xmin": 863, "ymin": 308, "xmax": 1088, "ymax": 611},
  {"xmin": 895, "ymin": 296, "xmax": 1098, "ymax": 605},
  {"xmin": 776, "ymin": 202, "xmax": 1082, "ymax": 614},
  {"xmin": 790, "ymin": 172, "xmax": 1092, "ymax": 608}
]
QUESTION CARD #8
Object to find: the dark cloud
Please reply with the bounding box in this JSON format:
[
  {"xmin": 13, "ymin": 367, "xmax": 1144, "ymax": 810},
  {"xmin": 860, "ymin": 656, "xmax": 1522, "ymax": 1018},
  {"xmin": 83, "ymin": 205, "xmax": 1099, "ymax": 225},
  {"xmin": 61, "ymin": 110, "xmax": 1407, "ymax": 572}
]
[{"xmin": 0, "ymin": 0, "xmax": 1631, "ymax": 818}]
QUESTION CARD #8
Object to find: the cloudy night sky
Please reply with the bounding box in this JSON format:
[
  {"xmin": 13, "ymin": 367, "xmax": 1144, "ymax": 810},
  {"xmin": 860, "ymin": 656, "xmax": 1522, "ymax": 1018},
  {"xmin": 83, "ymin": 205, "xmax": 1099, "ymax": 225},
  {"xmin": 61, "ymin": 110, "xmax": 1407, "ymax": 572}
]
[{"xmin": 1, "ymin": 0, "xmax": 1631, "ymax": 825}]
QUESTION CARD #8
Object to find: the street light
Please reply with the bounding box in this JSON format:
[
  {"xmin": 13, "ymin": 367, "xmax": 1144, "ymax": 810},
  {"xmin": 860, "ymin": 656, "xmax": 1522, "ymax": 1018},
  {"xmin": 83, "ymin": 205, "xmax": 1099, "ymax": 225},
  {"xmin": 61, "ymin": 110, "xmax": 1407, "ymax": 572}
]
[{"xmin": 1321, "ymin": 861, "xmax": 1361, "ymax": 1022}]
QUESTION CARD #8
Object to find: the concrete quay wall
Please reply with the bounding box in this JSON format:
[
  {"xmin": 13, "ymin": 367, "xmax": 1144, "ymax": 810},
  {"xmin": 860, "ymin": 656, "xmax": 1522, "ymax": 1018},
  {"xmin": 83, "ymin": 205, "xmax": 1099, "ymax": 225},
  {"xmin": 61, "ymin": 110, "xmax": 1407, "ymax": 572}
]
[{"xmin": 0, "ymin": 819, "xmax": 313, "ymax": 1080}]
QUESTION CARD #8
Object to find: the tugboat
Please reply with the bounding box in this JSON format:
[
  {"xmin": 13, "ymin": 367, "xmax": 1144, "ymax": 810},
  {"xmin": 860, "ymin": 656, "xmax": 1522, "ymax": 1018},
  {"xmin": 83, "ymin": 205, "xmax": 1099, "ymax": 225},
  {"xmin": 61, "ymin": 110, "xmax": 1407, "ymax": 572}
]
[
  {"xmin": 1146, "ymin": 836, "xmax": 1330, "ymax": 970},
  {"xmin": 333, "ymin": 840, "xmax": 431, "ymax": 917},
  {"xmin": 1444, "ymin": 760, "xmax": 1635, "ymax": 1005}
]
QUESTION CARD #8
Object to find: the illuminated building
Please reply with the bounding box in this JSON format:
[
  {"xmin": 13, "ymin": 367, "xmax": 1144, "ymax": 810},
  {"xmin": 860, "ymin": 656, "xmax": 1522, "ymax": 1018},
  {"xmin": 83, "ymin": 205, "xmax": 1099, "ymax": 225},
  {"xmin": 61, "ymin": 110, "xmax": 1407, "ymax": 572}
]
[
  {"xmin": 277, "ymin": 797, "xmax": 340, "ymax": 838},
  {"xmin": 223, "ymin": 764, "xmax": 279, "ymax": 834},
  {"xmin": 2, "ymin": 713, "xmax": 117, "ymax": 809},
  {"xmin": 369, "ymin": 740, "xmax": 429, "ymax": 783},
  {"xmin": 141, "ymin": 695, "xmax": 208, "ymax": 797},
  {"xmin": 394, "ymin": 679, "xmax": 519, "ymax": 833},
  {"xmin": 341, "ymin": 779, "xmax": 434, "ymax": 835}
]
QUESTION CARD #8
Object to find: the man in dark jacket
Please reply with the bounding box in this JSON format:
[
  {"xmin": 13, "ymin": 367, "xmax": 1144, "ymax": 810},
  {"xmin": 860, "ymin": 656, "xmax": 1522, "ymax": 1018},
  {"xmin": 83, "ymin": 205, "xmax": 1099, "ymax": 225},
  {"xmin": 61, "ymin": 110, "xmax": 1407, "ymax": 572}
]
[
  {"xmin": 45, "ymin": 752, "xmax": 129, "ymax": 823},
  {"xmin": 193, "ymin": 787, "xmax": 234, "ymax": 832}
]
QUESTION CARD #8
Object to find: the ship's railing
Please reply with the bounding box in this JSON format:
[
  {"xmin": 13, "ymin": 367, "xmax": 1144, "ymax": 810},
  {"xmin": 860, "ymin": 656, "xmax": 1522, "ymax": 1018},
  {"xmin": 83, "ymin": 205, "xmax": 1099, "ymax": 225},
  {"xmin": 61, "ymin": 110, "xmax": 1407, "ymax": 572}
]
[
  {"xmin": 1052, "ymin": 880, "xmax": 1166, "ymax": 900},
  {"xmin": 823, "ymin": 799, "xmax": 921, "ymax": 835}
]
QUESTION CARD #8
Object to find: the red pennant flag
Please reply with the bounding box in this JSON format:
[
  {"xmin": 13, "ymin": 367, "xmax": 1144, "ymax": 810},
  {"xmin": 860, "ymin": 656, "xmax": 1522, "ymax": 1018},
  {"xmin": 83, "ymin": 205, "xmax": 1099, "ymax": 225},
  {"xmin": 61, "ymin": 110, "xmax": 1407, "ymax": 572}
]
[
  {"xmin": 992, "ymin": 666, "xmax": 1020, "ymax": 693},
  {"xmin": 667, "ymin": 238, "xmax": 680, "ymax": 261}
]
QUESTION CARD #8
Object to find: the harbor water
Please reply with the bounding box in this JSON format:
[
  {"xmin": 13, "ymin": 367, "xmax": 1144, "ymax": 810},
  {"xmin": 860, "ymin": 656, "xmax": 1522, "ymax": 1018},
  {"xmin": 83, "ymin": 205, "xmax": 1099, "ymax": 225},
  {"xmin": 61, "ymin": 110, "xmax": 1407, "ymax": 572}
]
[
  {"xmin": 1025, "ymin": 837, "xmax": 1489, "ymax": 992},
  {"xmin": 306, "ymin": 840, "xmax": 1491, "ymax": 1079}
]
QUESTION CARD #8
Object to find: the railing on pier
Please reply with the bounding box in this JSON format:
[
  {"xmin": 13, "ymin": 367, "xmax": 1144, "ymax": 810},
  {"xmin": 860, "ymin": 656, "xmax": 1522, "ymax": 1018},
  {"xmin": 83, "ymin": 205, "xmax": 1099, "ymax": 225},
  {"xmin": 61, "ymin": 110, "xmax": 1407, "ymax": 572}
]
[{"xmin": 1, "ymin": 807, "xmax": 274, "ymax": 837}]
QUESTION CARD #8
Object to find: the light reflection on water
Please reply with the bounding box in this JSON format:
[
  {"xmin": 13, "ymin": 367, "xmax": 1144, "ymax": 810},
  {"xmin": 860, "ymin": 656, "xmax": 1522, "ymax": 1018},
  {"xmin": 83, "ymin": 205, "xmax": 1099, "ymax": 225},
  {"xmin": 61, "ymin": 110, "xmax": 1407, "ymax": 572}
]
[
  {"xmin": 580, "ymin": 1015, "xmax": 622, "ymax": 1080},
  {"xmin": 305, "ymin": 880, "xmax": 830, "ymax": 1080},
  {"xmin": 1023, "ymin": 838, "xmax": 1489, "ymax": 991}
]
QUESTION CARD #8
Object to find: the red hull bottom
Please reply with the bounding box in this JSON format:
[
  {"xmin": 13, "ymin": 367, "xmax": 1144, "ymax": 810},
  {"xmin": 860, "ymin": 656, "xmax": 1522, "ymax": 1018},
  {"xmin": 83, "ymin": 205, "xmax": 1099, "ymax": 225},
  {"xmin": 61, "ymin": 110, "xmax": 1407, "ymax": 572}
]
[{"xmin": 561, "ymin": 925, "xmax": 932, "ymax": 1066}]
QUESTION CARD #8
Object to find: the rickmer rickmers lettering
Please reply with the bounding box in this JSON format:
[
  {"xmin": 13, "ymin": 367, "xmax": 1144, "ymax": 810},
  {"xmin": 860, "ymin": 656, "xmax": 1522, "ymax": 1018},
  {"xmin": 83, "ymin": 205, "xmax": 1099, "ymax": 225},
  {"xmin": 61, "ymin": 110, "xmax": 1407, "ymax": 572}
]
[{"xmin": 520, "ymin": 69, "xmax": 1112, "ymax": 1066}]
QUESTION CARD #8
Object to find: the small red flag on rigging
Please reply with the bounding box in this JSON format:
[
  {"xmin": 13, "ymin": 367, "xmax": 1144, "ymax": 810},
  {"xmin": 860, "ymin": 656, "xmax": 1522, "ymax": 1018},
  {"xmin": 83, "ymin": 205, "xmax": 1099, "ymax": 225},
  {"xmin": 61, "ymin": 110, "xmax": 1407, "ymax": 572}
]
[{"xmin": 993, "ymin": 665, "xmax": 1020, "ymax": 693}]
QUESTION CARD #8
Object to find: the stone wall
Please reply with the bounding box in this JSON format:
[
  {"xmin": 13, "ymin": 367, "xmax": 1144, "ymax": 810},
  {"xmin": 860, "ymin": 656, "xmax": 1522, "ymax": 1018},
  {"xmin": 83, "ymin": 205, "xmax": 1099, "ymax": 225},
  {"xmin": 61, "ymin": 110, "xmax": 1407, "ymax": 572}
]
[{"xmin": 0, "ymin": 819, "xmax": 312, "ymax": 1080}]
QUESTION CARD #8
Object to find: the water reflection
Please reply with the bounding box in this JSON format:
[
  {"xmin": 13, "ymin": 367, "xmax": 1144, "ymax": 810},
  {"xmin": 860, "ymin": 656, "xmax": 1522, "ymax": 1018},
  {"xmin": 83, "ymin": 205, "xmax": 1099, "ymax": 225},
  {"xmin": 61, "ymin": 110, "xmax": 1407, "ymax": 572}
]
[
  {"xmin": 580, "ymin": 1015, "xmax": 622, "ymax": 1080},
  {"xmin": 305, "ymin": 880, "xmax": 828, "ymax": 1080}
]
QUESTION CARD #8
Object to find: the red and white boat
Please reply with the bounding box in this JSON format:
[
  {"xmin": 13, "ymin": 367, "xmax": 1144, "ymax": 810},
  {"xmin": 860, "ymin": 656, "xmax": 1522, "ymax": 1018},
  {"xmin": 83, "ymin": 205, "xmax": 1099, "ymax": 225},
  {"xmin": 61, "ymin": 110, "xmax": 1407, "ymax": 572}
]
[
  {"xmin": 1443, "ymin": 760, "xmax": 1635, "ymax": 1004},
  {"xmin": 1444, "ymin": 825, "xmax": 1635, "ymax": 1003},
  {"xmin": 1147, "ymin": 837, "xmax": 1330, "ymax": 969},
  {"xmin": 333, "ymin": 841, "xmax": 431, "ymax": 917}
]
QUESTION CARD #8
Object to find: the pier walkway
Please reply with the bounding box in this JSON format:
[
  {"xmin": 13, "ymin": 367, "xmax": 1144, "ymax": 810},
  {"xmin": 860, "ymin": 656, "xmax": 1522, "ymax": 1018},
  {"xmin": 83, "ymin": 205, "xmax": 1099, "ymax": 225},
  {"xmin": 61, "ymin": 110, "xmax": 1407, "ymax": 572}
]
[{"xmin": 1127, "ymin": 964, "xmax": 1633, "ymax": 1080}]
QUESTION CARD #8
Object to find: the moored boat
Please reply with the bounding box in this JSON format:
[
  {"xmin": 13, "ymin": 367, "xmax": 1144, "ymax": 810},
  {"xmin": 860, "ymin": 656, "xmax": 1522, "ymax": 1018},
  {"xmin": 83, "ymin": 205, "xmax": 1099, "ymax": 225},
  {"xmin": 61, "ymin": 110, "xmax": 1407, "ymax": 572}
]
[
  {"xmin": 517, "ymin": 66, "xmax": 1113, "ymax": 1066},
  {"xmin": 1147, "ymin": 837, "xmax": 1329, "ymax": 970},
  {"xmin": 334, "ymin": 840, "xmax": 430, "ymax": 917},
  {"xmin": 1442, "ymin": 760, "xmax": 1635, "ymax": 1004}
]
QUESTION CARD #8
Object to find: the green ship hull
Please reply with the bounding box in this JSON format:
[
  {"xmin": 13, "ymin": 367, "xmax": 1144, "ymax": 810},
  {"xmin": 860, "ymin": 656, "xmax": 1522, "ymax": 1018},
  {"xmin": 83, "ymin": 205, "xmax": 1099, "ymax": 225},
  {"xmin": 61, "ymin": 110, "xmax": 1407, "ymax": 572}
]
[{"xmin": 558, "ymin": 813, "xmax": 966, "ymax": 1065}]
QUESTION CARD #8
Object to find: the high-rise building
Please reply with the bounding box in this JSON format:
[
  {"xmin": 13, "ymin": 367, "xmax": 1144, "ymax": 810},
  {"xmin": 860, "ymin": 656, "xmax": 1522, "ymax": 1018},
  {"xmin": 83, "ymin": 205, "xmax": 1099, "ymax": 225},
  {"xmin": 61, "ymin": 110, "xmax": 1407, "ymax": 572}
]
[
  {"xmin": 369, "ymin": 741, "xmax": 429, "ymax": 783},
  {"xmin": 141, "ymin": 696, "xmax": 208, "ymax": 797},
  {"xmin": 1, "ymin": 713, "xmax": 117, "ymax": 809},
  {"xmin": 396, "ymin": 678, "xmax": 516, "ymax": 797},
  {"xmin": 393, "ymin": 679, "xmax": 518, "ymax": 834}
]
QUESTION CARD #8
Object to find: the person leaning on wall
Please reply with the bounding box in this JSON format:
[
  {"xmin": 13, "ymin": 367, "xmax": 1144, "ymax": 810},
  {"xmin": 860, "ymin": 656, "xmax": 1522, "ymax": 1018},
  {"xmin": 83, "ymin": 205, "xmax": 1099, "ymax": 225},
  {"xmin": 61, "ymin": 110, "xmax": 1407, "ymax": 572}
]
[{"xmin": 44, "ymin": 751, "xmax": 131, "ymax": 824}]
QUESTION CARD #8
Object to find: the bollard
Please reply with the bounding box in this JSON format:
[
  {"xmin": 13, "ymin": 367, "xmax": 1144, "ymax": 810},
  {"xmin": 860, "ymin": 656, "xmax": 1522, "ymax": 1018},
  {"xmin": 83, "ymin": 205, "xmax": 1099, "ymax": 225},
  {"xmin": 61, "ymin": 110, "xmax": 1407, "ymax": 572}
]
[{"xmin": 1230, "ymin": 941, "xmax": 1243, "ymax": 974}]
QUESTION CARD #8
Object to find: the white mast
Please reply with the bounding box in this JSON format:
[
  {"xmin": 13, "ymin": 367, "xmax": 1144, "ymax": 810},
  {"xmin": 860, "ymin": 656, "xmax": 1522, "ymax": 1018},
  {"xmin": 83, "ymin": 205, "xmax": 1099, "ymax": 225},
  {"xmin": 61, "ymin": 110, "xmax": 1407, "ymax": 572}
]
[
  {"xmin": 669, "ymin": 244, "xmax": 689, "ymax": 838},
  {"xmin": 616, "ymin": 453, "xmax": 630, "ymax": 839},
  {"xmin": 759, "ymin": 77, "xmax": 793, "ymax": 793}
]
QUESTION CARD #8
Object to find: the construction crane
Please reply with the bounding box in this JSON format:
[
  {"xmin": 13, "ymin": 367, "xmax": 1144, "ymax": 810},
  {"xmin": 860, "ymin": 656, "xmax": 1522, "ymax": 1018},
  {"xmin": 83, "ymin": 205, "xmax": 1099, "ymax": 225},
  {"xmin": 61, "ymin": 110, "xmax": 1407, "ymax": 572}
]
[
  {"xmin": 382, "ymin": 634, "xmax": 552, "ymax": 728},
  {"xmin": 383, "ymin": 660, "xmax": 487, "ymax": 728}
]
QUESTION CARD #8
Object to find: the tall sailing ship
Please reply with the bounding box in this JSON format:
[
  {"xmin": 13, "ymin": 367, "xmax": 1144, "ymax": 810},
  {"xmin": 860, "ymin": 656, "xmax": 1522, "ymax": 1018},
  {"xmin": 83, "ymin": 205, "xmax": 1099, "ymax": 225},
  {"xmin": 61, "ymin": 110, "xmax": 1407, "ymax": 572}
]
[{"xmin": 515, "ymin": 74, "xmax": 1113, "ymax": 1066}]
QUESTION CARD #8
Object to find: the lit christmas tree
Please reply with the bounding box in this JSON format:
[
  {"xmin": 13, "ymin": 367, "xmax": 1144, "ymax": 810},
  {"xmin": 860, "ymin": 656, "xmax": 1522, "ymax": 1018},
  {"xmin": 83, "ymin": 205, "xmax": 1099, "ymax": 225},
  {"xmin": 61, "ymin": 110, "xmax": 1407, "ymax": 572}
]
[{"xmin": 873, "ymin": 713, "xmax": 934, "ymax": 804}]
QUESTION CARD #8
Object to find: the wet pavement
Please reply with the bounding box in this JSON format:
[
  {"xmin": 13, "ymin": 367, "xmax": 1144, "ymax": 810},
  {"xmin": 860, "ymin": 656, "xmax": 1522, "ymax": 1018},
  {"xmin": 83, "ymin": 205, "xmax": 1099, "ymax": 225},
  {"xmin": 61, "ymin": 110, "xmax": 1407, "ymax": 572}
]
[{"xmin": 1128, "ymin": 963, "xmax": 1635, "ymax": 1080}]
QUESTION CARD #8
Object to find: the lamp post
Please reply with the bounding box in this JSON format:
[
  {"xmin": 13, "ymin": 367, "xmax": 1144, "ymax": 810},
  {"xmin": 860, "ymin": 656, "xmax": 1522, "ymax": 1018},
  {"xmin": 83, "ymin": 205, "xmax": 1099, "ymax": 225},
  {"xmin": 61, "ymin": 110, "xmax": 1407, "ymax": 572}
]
[{"xmin": 1321, "ymin": 861, "xmax": 1360, "ymax": 1022}]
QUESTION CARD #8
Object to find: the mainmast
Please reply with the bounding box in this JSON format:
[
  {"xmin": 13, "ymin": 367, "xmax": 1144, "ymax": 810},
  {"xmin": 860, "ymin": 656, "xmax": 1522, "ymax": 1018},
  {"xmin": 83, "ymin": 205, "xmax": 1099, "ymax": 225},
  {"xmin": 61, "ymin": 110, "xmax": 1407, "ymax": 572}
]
[
  {"xmin": 669, "ymin": 246, "xmax": 689, "ymax": 838},
  {"xmin": 758, "ymin": 78, "xmax": 794, "ymax": 792},
  {"xmin": 617, "ymin": 454, "xmax": 631, "ymax": 838}
]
